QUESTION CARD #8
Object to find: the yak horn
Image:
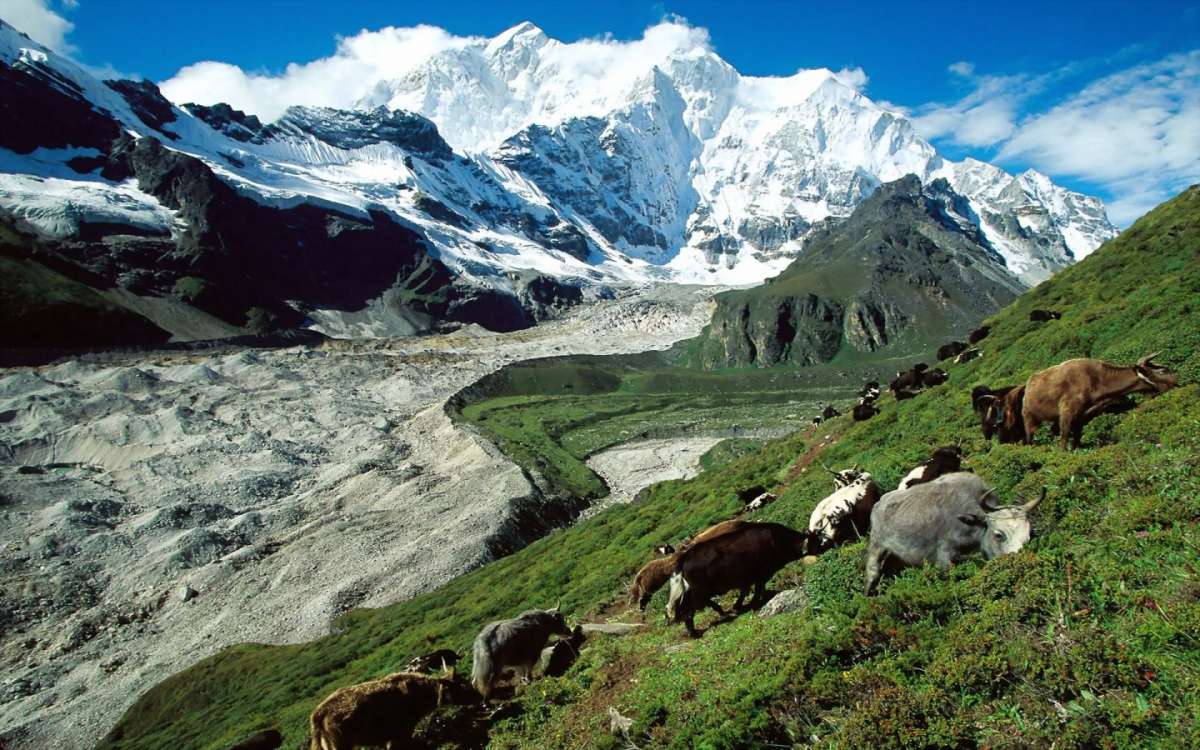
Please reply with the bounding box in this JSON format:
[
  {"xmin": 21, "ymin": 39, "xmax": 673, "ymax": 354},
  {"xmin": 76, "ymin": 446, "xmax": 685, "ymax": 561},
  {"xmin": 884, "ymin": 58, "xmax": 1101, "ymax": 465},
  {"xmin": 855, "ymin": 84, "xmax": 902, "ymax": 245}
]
[
  {"xmin": 978, "ymin": 487, "xmax": 999, "ymax": 511},
  {"xmin": 1023, "ymin": 488, "xmax": 1047, "ymax": 513},
  {"xmin": 821, "ymin": 463, "xmax": 839, "ymax": 476},
  {"xmin": 976, "ymin": 394, "xmax": 998, "ymax": 404},
  {"xmin": 1137, "ymin": 352, "xmax": 1161, "ymax": 367},
  {"xmin": 550, "ymin": 599, "xmax": 561, "ymax": 612}
]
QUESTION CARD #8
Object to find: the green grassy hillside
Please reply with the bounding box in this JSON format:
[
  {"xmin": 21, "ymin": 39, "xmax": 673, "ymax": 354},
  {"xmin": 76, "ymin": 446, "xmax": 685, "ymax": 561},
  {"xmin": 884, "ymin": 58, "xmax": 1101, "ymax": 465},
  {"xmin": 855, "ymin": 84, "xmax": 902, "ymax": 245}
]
[{"xmin": 102, "ymin": 186, "xmax": 1199, "ymax": 749}]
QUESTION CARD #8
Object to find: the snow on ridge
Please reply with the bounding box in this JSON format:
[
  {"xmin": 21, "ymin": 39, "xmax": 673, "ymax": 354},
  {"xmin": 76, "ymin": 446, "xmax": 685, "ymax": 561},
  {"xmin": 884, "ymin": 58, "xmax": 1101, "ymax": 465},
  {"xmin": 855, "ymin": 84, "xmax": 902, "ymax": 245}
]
[{"xmin": 0, "ymin": 18, "xmax": 1119, "ymax": 289}]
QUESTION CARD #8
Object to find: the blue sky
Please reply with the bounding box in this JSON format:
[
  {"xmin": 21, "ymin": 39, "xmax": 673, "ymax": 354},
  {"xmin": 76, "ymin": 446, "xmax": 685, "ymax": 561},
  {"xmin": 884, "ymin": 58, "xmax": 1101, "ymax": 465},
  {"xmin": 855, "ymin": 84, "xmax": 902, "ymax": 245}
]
[{"xmin": 3, "ymin": 0, "xmax": 1198, "ymax": 223}]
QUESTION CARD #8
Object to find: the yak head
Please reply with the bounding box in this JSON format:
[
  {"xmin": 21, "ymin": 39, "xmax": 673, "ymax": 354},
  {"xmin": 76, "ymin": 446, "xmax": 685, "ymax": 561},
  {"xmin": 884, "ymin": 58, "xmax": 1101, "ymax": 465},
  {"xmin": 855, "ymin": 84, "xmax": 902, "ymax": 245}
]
[
  {"xmin": 436, "ymin": 670, "xmax": 482, "ymax": 706},
  {"xmin": 959, "ymin": 489, "xmax": 1044, "ymax": 558},
  {"xmin": 1134, "ymin": 353, "xmax": 1179, "ymax": 393},
  {"xmin": 826, "ymin": 464, "xmax": 866, "ymax": 489}
]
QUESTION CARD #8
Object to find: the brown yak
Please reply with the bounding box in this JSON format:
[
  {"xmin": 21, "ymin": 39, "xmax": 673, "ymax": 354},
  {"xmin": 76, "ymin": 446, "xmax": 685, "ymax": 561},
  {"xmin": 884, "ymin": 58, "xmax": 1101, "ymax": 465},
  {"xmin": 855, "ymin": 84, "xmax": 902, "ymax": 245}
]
[
  {"xmin": 308, "ymin": 671, "xmax": 478, "ymax": 750},
  {"xmin": 1022, "ymin": 354, "xmax": 1178, "ymax": 449},
  {"xmin": 627, "ymin": 520, "xmax": 745, "ymax": 610}
]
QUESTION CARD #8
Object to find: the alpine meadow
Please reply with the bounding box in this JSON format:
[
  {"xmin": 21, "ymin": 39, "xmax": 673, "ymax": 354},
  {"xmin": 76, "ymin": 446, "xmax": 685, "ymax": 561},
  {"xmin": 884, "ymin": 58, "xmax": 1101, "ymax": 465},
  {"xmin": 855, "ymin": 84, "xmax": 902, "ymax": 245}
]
[{"xmin": 0, "ymin": 5, "xmax": 1197, "ymax": 750}]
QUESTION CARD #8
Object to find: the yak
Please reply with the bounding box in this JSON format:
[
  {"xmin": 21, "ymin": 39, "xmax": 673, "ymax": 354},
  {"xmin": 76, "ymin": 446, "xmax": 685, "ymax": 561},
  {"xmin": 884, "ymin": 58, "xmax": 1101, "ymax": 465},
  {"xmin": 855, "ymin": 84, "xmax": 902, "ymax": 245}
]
[
  {"xmin": 921, "ymin": 368, "xmax": 949, "ymax": 387},
  {"xmin": 308, "ymin": 671, "xmax": 478, "ymax": 750},
  {"xmin": 890, "ymin": 363, "xmax": 929, "ymax": 393},
  {"xmin": 471, "ymin": 608, "xmax": 571, "ymax": 698},
  {"xmin": 865, "ymin": 473, "xmax": 1043, "ymax": 594},
  {"xmin": 538, "ymin": 625, "xmax": 586, "ymax": 678},
  {"xmin": 937, "ymin": 341, "xmax": 968, "ymax": 361},
  {"xmin": 406, "ymin": 649, "xmax": 460, "ymax": 674},
  {"xmin": 897, "ymin": 446, "xmax": 964, "ymax": 490},
  {"xmin": 627, "ymin": 520, "xmax": 745, "ymax": 610},
  {"xmin": 1022, "ymin": 354, "xmax": 1178, "ymax": 449},
  {"xmin": 808, "ymin": 469, "xmax": 880, "ymax": 553},
  {"xmin": 968, "ymin": 325, "xmax": 990, "ymax": 344},
  {"xmin": 852, "ymin": 402, "xmax": 880, "ymax": 421},
  {"xmin": 973, "ymin": 384, "xmax": 1025, "ymax": 443},
  {"xmin": 666, "ymin": 523, "xmax": 813, "ymax": 636},
  {"xmin": 1029, "ymin": 309, "xmax": 1062, "ymax": 322}
]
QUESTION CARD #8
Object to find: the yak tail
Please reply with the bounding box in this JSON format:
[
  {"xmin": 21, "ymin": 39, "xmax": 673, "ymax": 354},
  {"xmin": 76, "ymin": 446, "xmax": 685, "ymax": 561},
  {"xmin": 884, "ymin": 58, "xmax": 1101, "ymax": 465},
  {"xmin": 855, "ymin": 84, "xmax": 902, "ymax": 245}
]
[
  {"xmin": 665, "ymin": 572, "xmax": 689, "ymax": 622},
  {"xmin": 308, "ymin": 713, "xmax": 333, "ymax": 750},
  {"xmin": 470, "ymin": 636, "xmax": 494, "ymax": 699}
]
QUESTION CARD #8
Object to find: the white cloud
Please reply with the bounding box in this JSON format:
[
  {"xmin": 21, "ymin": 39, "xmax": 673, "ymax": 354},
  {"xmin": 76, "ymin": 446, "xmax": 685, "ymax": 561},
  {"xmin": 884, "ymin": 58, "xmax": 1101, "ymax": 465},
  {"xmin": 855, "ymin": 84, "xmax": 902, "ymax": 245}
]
[
  {"xmin": 833, "ymin": 66, "xmax": 869, "ymax": 91},
  {"xmin": 947, "ymin": 61, "xmax": 974, "ymax": 77},
  {"xmin": 0, "ymin": 0, "xmax": 76, "ymax": 53},
  {"xmin": 160, "ymin": 24, "xmax": 475, "ymax": 122},
  {"xmin": 160, "ymin": 20, "xmax": 716, "ymax": 125},
  {"xmin": 911, "ymin": 52, "xmax": 1200, "ymax": 224},
  {"xmin": 911, "ymin": 71, "xmax": 1036, "ymax": 148},
  {"xmin": 997, "ymin": 50, "xmax": 1200, "ymax": 223}
]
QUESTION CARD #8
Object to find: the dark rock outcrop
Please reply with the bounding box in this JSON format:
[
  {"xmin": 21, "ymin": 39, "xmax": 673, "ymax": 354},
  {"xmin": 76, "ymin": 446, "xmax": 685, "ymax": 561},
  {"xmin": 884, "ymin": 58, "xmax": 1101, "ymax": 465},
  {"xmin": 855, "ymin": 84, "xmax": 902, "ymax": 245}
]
[{"xmin": 690, "ymin": 175, "xmax": 1025, "ymax": 368}]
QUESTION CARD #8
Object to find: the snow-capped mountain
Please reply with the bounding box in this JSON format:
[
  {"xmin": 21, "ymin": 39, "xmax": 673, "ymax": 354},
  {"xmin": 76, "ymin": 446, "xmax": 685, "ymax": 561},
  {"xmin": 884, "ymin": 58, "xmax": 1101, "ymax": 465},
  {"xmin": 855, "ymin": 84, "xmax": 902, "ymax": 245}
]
[
  {"xmin": 0, "ymin": 18, "xmax": 1117, "ymax": 342},
  {"xmin": 353, "ymin": 21, "xmax": 1117, "ymax": 284}
]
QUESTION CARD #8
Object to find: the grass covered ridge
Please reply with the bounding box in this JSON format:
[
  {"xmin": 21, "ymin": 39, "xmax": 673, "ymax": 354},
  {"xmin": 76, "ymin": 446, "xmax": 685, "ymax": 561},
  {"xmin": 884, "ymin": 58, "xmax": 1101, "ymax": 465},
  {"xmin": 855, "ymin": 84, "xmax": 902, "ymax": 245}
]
[{"xmin": 101, "ymin": 186, "xmax": 1199, "ymax": 749}]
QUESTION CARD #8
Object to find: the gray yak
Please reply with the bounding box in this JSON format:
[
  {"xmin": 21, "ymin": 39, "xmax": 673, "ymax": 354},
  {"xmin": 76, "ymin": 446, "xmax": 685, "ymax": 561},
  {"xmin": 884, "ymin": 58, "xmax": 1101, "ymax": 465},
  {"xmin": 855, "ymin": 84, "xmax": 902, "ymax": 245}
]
[
  {"xmin": 308, "ymin": 671, "xmax": 478, "ymax": 750},
  {"xmin": 667, "ymin": 522, "xmax": 813, "ymax": 636},
  {"xmin": 471, "ymin": 607, "xmax": 571, "ymax": 698},
  {"xmin": 865, "ymin": 473, "xmax": 1043, "ymax": 595},
  {"xmin": 1022, "ymin": 354, "xmax": 1178, "ymax": 449}
]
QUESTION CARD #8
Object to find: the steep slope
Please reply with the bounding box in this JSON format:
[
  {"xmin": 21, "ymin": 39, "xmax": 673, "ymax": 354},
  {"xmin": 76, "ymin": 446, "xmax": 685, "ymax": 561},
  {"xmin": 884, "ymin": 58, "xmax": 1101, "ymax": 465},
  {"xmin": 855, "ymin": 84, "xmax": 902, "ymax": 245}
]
[
  {"xmin": 95, "ymin": 186, "xmax": 1197, "ymax": 750},
  {"xmin": 688, "ymin": 175, "xmax": 1025, "ymax": 368}
]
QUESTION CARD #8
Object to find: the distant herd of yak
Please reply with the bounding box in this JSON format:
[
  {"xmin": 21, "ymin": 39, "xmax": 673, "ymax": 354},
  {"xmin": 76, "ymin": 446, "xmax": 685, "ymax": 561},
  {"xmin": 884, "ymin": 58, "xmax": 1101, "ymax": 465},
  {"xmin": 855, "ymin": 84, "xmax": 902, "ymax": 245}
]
[{"xmin": 228, "ymin": 307, "xmax": 1182, "ymax": 750}]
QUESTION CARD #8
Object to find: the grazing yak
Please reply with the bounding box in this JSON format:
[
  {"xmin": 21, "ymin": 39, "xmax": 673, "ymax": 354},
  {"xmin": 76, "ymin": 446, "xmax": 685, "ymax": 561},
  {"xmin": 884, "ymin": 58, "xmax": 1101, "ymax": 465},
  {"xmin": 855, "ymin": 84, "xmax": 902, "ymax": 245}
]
[
  {"xmin": 654, "ymin": 543, "xmax": 675, "ymax": 556},
  {"xmin": 667, "ymin": 522, "xmax": 814, "ymax": 636},
  {"xmin": 973, "ymin": 384, "xmax": 1026, "ymax": 443},
  {"xmin": 853, "ymin": 402, "xmax": 880, "ymax": 421},
  {"xmin": 890, "ymin": 363, "xmax": 929, "ymax": 393},
  {"xmin": 897, "ymin": 446, "xmax": 964, "ymax": 490},
  {"xmin": 968, "ymin": 325, "xmax": 990, "ymax": 344},
  {"xmin": 1029, "ymin": 309, "xmax": 1062, "ymax": 322},
  {"xmin": 1022, "ymin": 354, "xmax": 1179, "ymax": 449},
  {"xmin": 745, "ymin": 491, "xmax": 778, "ymax": 512},
  {"xmin": 859, "ymin": 381, "xmax": 881, "ymax": 399},
  {"xmin": 808, "ymin": 469, "xmax": 881, "ymax": 553},
  {"xmin": 538, "ymin": 625, "xmax": 586, "ymax": 678},
  {"xmin": 627, "ymin": 520, "xmax": 746, "ymax": 610},
  {"xmin": 822, "ymin": 404, "xmax": 841, "ymax": 419},
  {"xmin": 308, "ymin": 671, "xmax": 478, "ymax": 750},
  {"xmin": 937, "ymin": 341, "xmax": 968, "ymax": 361},
  {"xmin": 921, "ymin": 368, "xmax": 949, "ymax": 387},
  {"xmin": 406, "ymin": 649, "xmax": 460, "ymax": 674},
  {"xmin": 471, "ymin": 608, "xmax": 571, "ymax": 698},
  {"xmin": 865, "ymin": 473, "xmax": 1043, "ymax": 594},
  {"xmin": 954, "ymin": 348, "xmax": 983, "ymax": 364},
  {"xmin": 894, "ymin": 388, "xmax": 918, "ymax": 401}
]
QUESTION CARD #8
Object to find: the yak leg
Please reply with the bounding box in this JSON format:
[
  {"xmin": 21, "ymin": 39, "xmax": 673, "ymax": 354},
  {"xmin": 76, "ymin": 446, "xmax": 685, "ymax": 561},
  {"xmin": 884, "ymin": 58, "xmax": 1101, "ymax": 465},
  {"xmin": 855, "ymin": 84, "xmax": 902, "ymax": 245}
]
[
  {"xmin": 705, "ymin": 598, "xmax": 727, "ymax": 616},
  {"xmin": 1058, "ymin": 400, "xmax": 1083, "ymax": 450},
  {"xmin": 934, "ymin": 542, "xmax": 958, "ymax": 570},
  {"xmin": 684, "ymin": 612, "xmax": 700, "ymax": 638},
  {"xmin": 1022, "ymin": 412, "xmax": 1041, "ymax": 445},
  {"xmin": 864, "ymin": 541, "xmax": 888, "ymax": 595},
  {"xmin": 749, "ymin": 579, "xmax": 768, "ymax": 609}
]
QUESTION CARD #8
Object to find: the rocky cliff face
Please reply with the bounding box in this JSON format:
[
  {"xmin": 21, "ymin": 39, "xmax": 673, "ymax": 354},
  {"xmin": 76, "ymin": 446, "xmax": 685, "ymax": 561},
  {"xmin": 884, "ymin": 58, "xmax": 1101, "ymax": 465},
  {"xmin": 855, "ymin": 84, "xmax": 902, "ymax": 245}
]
[{"xmin": 690, "ymin": 176, "xmax": 1026, "ymax": 368}]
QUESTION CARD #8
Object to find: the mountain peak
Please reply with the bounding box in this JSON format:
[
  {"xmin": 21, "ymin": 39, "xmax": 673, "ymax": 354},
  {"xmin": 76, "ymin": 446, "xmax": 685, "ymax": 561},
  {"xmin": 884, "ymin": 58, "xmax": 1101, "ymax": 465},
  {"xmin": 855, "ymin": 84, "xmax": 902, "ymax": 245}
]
[{"xmin": 488, "ymin": 21, "xmax": 548, "ymax": 51}]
